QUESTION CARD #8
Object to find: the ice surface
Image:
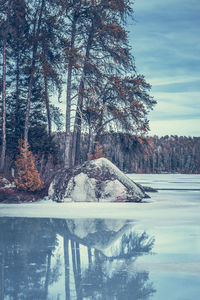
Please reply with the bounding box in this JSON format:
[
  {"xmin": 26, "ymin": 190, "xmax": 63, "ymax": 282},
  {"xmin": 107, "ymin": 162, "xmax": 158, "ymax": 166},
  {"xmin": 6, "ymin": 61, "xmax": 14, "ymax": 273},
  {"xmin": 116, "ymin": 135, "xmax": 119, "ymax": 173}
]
[
  {"xmin": 0, "ymin": 191, "xmax": 199, "ymax": 229},
  {"xmin": 1, "ymin": 174, "xmax": 200, "ymax": 300},
  {"xmin": 128, "ymin": 173, "xmax": 200, "ymax": 190},
  {"xmin": 0, "ymin": 174, "xmax": 200, "ymax": 226}
]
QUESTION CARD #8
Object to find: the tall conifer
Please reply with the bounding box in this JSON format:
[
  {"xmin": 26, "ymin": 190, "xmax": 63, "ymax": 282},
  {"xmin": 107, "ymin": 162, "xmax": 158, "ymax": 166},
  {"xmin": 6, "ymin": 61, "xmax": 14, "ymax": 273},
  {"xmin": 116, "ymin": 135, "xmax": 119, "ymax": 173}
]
[{"xmin": 14, "ymin": 139, "xmax": 44, "ymax": 192}]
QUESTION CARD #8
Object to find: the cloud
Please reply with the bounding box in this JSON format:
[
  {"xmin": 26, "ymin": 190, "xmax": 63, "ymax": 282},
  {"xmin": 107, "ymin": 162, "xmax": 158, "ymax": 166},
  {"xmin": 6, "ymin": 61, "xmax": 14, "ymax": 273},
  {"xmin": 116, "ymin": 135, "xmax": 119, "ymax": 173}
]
[
  {"xmin": 128, "ymin": 0, "xmax": 200, "ymax": 79},
  {"xmin": 149, "ymin": 76, "xmax": 200, "ymax": 87},
  {"xmin": 148, "ymin": 91, "xmax": 200, "ymax": 136},
  {"xmin": 149, "ymin": 91, "xmax": 200, "ymax": 122},
  {"xmin": 149, "ymin": 119, "xmax": 200, "ymax": 137},
  {"xmin": 152, "ymin": 81, "xmax": 200, "ymax": 93},
  {"xmin": 127, "ymin": 0, "xmax": 200, "ymax": 136}
]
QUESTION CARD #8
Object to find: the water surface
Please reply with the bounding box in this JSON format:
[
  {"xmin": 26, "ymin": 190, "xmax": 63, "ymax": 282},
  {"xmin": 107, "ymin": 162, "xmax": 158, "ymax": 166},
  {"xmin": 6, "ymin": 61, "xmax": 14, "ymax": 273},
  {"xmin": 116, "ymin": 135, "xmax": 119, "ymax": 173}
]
[{"xmin": 0, "ymin": 174, "xmax": 200, "ymax": 299}]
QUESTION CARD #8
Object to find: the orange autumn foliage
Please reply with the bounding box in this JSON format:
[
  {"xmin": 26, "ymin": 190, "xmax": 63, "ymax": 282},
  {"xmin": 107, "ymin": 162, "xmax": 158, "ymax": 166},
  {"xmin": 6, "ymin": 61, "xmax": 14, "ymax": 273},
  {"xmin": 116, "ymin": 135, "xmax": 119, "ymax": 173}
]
[
  {"xmin": 88, "ymin": 143, "xmax": 104, "ymax": 160},
  {"xmin": 14, "ymin": 139, "xmax": 44, "ymax": 192}
]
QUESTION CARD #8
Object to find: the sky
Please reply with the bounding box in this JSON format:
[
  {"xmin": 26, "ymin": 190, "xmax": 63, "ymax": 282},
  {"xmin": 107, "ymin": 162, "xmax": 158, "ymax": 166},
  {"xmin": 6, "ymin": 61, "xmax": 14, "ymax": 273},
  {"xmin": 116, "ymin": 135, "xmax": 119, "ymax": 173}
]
[{"xmin": 127, "ymin": 0, "xmax": 200, "ymax": 137}]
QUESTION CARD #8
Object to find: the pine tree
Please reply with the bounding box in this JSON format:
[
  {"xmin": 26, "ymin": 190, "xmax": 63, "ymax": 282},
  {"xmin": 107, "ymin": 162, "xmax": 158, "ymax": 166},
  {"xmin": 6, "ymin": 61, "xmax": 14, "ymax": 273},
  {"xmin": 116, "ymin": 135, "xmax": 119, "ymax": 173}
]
[
  {"xmin": 88, "ymin": 142, "xmax": 104, "ymax": 160},
  {"xmin": 24, "ymin": 0, "xmax": 46, "ymax": 150},
  {"xmin": 0, "ymin": 0, "xmax": 11, "ymax": 172},
  {"xmin": 70, "ymin": 0, "xmax": 138, "ymax": 166},
  {"xmin": 14, "ymin": 139, "xmax": 44, "ymax": 192}
]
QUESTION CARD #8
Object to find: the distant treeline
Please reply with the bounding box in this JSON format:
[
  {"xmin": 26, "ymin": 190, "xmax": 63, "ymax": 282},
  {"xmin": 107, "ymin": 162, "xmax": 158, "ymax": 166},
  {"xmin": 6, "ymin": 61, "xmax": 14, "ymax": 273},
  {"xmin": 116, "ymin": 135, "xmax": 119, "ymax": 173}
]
[
  {"xmin": 78, "ymin": 133, "xmax": 200, "ymax": 174},
  {"xmin": 2, "ymin": 133, "xmax": 200, "ymax": 179}
]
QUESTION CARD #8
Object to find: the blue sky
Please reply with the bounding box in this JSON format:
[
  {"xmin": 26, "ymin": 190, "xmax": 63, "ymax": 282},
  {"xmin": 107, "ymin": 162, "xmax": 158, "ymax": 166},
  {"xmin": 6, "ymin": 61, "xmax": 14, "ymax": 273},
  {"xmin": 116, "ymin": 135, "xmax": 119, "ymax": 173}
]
[{"xmin": 127, "ymin": 0, "xmax": 200, "ymax": 137}]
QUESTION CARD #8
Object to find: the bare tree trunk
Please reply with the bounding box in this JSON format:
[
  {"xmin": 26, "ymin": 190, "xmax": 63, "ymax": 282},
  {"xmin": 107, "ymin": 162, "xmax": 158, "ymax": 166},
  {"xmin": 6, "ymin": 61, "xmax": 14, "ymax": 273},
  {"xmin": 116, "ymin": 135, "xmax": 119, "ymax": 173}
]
[
  {"xmin": 15, "ymin": 46, "xmax": 20, "ymax": 138},
  {"xmin": 71, "ymin": 26, "xmax": 94, "ymax": 167},
  {"xmin": 71, "ymin": 80, "xmax": 84, "ymax": 167},
  {"xmin": 39, "ymin": 152, "xmax": 45, "ymax": 177},
  {"xmin": 24, "ymin": 0, "xmax": 45, "ymax": 150},
  {"xmin": 0, "ymin": 43, "xmax": 7, "ymax": 172},
  {"xmin": 41, "ymin": 36, "xmax": 52, "ymax": 138},
  {"xmin": 43, "ymin": 74, "xmax": 52, "ymax": 137},
  {"xmin": 88, "ymin": 123, "xmax": 94, "ymax": 154},
  {"xmin": 0, "ymin": 1, "xmax": 11, "ymax": 172},
  {"xmin": 72, "ymin": 98, "xmax": 83, "ymax": 166},
  {"xmin": 24, "ymin": 72, "xmax": 34, "ymax": 149},
  {"xmin": 64, "ymin": 13, "xmax": 78, "ymax": 168}
]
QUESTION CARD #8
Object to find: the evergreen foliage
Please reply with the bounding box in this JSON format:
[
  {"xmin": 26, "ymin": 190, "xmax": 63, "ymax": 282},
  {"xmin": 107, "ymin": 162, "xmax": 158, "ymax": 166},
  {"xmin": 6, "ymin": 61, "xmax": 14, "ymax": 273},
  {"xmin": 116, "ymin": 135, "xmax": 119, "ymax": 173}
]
[
  {"xmin": 71, "ymin": 133, "xmax": 200, "ymax": 174},
  {"xmin": 14, "ymin": 139, "xmax": 44, "ymax": 191},
  {"xmin": 86, "ymin": 134, "xmax": 200, "ymax": 174},
  {"xmin": 88, "ymin": 142, "xmax": 104, "ymax": 160},
  {"xmin": 0, "ymin": 0, "xmax": 157, "ymax": 177}
]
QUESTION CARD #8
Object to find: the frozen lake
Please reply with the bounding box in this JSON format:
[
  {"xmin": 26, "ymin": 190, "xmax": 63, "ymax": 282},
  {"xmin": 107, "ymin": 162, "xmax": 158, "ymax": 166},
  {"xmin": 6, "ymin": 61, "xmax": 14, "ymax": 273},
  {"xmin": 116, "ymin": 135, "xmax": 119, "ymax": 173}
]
[{"xmin": 0, "ymin": 174, "xmax": 200, "ymax": 299}]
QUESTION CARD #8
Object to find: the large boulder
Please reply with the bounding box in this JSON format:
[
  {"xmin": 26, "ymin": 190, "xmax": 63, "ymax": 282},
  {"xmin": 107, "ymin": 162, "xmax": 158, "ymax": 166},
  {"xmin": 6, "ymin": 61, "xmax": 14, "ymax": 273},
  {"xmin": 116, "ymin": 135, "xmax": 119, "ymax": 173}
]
[{"xmin": 48, "ymin": 158, "xmax": 148, "ymax": 202}]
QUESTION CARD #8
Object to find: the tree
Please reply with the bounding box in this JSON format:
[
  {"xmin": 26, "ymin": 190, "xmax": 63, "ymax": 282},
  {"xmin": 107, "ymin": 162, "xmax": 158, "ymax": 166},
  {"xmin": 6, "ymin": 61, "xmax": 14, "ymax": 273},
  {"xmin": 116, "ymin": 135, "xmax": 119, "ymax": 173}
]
[
  {"xmin": 0, "ymin": 0, "xmax": 11, "ymax": 172},
  {"xmin": 62, "ymin": 1, "xmax": 80, "ymax": 168},
  {"xmin": 88, "ymin": 142, "xmax": 104, "ymax": 160},
  {"xmin": 38, "ymin": 1, "xmax": 64, "ymax": 137},
  {"xmin": 14, "ymin": 139, "xmax": 44, "ymax": 192},
  {"xmin": 10, "ymin": 0, "xmax": 28, "ymax": 140},
  {"xmin": 3, "ymin": 0, "xmax": 63, "ymax": 166},
  {"xmin": 83, "ymin": 74, "xmax": 156, "ymax": 155},
  {"xmin": 69, "ymin": 0, "xmax": 142, "ymax": 166},
  {"xmin": 70, "ymin": 7, "xmax": 96, "ymax": 167},
  {"xmin": 24, "ymin": 0, "xmax": 45, "ymax": 150},
  {"xmin": 0, "ymin": 0, "xmax": 157, "ymax": 176}
]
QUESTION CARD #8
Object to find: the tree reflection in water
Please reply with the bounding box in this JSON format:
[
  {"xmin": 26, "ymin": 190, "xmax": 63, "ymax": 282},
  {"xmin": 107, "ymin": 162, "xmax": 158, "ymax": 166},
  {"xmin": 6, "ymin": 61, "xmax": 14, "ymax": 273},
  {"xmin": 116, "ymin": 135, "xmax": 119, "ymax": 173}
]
[{"xmin": 0, "ymin": 217, "xmax": 155, "ymax": 300}]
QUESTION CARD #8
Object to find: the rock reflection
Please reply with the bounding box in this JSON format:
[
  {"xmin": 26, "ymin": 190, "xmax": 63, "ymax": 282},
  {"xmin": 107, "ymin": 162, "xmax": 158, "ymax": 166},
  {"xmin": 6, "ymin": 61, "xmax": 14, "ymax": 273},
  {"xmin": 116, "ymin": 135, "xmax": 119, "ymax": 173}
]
[{"xmin": 0, "ymin": 218, "xmax": 155, "ymax": 300}]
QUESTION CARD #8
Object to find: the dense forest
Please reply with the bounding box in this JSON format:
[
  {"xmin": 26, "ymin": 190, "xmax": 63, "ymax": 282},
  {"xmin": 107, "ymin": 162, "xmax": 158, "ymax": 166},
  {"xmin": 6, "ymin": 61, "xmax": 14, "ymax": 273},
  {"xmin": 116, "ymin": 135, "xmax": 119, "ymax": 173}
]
[
  {"xmin": 0, "ymin": 0, "xmax": 157, "ymax": 190},
  {"xmin": 57, "ymin": 133, "xmax": 200, "ymax": 174},
  {"xmin": 0, "ymin": 0, "xmax": 199, "ymax": 195},
  {"xmin": 100, "ymin": 134, "xmax": 200, "ymax": 174}
]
